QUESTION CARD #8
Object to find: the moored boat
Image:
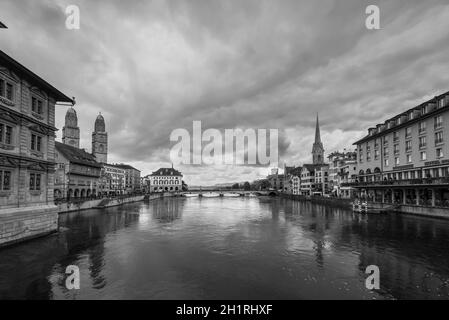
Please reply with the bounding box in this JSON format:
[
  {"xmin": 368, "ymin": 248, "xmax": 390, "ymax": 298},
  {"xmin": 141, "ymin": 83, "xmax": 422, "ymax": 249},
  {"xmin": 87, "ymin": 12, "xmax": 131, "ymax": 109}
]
[
  {"xmin": 223, "ymin": 193, "xmax": 240, "ymax": 197},
  {"xmin": 184, "ymin": 193, "xmax": 199, "ymax": 198},
  {"xmin": 202, "ymin": 192, "xmax": 220, "ymax": 198}
]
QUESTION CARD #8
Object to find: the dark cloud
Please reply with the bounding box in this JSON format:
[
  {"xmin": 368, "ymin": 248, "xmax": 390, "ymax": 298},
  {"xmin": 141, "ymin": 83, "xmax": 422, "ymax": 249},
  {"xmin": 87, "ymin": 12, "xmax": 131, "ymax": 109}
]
[{"xmin": 1, "ymin": 0, "xmax": 449, "ymax": 185}]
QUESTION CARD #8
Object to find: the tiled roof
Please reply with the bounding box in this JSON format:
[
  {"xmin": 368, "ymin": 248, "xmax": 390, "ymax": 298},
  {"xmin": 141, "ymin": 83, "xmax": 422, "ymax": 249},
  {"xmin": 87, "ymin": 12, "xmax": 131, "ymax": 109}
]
[
  {"xmin": 150, "ymin": 167, "xmax": 182, "ymax": 176},
  {"xmin": 302, "ymin": 164, "xmax": 328, "ymax": 172},
  {"xmin": 55, "ymin": 141, "xmax": 102, "ymax": 168},
  {"xmin": 113, "ymin": 163, "xmax": 140, "ymax": 171}
]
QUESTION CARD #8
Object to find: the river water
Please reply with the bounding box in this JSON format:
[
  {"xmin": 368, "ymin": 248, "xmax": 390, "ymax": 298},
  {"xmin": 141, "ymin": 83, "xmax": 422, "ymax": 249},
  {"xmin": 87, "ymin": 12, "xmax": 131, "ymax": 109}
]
[{"xmin": 1, "ymin": 197, "xmax": 449, "ymax": 299}]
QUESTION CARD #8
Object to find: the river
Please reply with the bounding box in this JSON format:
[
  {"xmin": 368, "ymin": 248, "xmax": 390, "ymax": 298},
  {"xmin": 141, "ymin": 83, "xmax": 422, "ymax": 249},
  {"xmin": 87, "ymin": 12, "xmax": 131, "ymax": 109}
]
[{"xmin": 1, "ymin": 197, "xmax": 449, "ymax": 299}]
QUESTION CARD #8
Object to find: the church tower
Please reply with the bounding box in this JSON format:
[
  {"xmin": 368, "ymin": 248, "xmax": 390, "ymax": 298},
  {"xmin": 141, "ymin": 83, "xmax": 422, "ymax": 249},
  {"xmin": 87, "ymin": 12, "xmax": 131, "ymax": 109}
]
[
  {"xmin": 62, "ymin": 107, "xmax": 80, "ymax": 148},
  {"xmin": 312, "ymin": 114, "xmax": 324, "ymax": 165},
  {"xmin": 92, "ymin": 113, "xmax": 108, "ymax": 163}
]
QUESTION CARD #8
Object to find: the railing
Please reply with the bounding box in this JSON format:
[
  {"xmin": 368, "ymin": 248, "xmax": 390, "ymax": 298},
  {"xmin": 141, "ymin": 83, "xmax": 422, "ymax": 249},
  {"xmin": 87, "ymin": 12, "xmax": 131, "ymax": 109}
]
[{"xmin": 342, "ymin": 177, "xmax": 449, "ymax": 187}]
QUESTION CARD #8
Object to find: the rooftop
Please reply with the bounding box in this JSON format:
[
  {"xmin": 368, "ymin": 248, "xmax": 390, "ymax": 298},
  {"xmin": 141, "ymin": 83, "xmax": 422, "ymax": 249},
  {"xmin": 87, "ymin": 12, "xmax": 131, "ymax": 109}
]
[
  {"xmin": 0, "ymin": 49, "xmax": 73, "ymax": 103},
  {"xmin": 55, "ymin": 141, "xmax": 102, "ymax": 168},
  {"xmin": 113, "ymin": 163, "xmax": 140, "ymax": 171},
  {"xmin": 354, "ymin": 90, "xmax": 449, "ymax": 145},
  {"xmin": 150, "ymin": 167, "xmax": 182, "ymax": 177}
]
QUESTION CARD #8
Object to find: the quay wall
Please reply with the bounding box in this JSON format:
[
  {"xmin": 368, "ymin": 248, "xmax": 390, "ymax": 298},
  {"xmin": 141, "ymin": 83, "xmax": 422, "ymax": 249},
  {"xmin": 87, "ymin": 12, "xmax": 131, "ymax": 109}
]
[
  {"xmin": 57, "ymin": 195, "xmax": 146, "ymax": 213},
  {"xmin": 280, "ymin": 193, "xmax": 353, "ymax": 209},
  {"xmin": 280, "ymin": 193, "xmax": 449, "ymax": 219},
  {"xmin": 0, "ymin": 193, "xmax": 186, "ymax": 249},
  {"xmin": 0, "ymin": 205, "xmax": 58, "ymax": 248}
]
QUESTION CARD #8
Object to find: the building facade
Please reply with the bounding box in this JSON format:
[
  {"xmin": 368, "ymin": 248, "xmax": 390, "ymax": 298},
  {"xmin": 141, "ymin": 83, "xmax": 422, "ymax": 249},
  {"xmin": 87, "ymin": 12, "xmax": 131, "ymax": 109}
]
[
  {"xmin": 148, "ymin": 167, "xmax": 182, "ymax": 192},
  {"xmin": 0, "ymin": 50, "xmax": 73, "ymax": 247},
  {"xmin": 283, "ymin": 166, "xmax": 302, "ymax": 195},
  {"xmin": 352, "ymin": 91, "xmax": 449, "ymax": 207},
  {"xmin": 113, "ymin": 164, "xmax": 141, "ymax": 194},
  {"xmin": 328, "ymin": 151, "xmax": 357, "ymax": 198},
  {"xmin": 100, "ymin": 164, "xmax": 126, "ymax": 196},
  {"xmin": 54, "ymin": 141, "xmax": 102, "ymax": 199}
]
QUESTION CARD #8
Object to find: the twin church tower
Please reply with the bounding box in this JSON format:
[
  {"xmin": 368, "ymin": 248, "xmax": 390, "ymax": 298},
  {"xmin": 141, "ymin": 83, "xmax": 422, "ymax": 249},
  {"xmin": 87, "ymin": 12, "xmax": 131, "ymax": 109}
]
[{"xmin": 62, "ymin": 107, "xmax": 108, "ymax": 163}]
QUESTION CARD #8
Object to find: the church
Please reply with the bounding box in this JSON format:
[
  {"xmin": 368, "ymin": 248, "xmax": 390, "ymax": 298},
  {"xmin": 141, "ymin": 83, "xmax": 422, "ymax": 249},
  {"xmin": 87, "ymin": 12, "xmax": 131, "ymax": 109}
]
[
  {"xmin": 54, "ymin": 108, "xmax": 109, "ymax": 199},
  {"xmin": 299, "ymin": 114, "xmax": 330, "ymax": 196}
]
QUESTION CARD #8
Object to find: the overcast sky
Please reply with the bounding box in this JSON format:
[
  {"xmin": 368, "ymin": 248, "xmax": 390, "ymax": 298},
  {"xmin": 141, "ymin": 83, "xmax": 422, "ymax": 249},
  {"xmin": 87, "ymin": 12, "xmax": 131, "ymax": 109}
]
[{"xmin": 1, "ymin": 0, "xmax": 449, "ymax": 185}]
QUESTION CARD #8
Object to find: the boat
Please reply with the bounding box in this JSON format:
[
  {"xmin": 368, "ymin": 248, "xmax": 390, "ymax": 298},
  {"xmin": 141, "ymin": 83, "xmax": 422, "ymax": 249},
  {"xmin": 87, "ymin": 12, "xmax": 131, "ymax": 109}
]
[
  {"xmin": 202, "ymin": 192, "xmax": 220, "ymax": 198},
  {"xmin": 223, "ymin": 193, "xmax": 240, "ymax": 197},
  {"xmin": 352, "ymin": 200, "xmax": 392, "ymax": 214},
  {"xmin": 184, "ymin": 193, "xmax": 199, "ymax": 198}
]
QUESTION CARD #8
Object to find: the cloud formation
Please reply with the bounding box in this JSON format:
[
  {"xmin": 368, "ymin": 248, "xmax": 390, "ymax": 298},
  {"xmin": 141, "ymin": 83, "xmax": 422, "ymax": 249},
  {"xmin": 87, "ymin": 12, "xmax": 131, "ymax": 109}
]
[{"xmin": 1, "ymin": 0, "xmax": 449, "ymax": 185}]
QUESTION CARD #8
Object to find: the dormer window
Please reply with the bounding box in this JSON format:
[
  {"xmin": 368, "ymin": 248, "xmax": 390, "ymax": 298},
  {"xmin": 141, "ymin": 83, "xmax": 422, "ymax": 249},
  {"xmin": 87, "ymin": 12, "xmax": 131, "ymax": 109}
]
[{"xmin": 422, "ymin": 105, "xmax": 428, "ymax": 114}]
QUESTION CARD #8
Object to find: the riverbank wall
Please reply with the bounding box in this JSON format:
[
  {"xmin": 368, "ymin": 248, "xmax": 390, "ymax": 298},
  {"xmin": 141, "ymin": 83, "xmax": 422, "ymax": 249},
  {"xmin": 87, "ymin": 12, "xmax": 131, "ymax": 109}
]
[
  {"xmin": 279, "ymin": 193, "xmax": 353, "ymax": 209},
  {"xmin": 279, "ymin": 193, "xmax": 449, "ymax": 219},
  {"xmin": 0, "ymin": 205, "xmax": 58, "ymax": 248},
  {"xmin": 57, "ymin": 195, "xmax": 147, "ymax": 213}
]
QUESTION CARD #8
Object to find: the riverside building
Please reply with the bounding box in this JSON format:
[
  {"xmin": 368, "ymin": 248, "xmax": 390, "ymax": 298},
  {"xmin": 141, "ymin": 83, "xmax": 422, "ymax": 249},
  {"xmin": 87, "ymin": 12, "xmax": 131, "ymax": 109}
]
[
  {"xmin": 352, "ymin": 90, "xmax": 449, "ymax": 209},
  {"xmin": 148, "ymin": 167, "xmax": 182, "ymax": 192},
  {"xmin": 0, "ymin": 50, "xmax": 73, "ymax": 247}
]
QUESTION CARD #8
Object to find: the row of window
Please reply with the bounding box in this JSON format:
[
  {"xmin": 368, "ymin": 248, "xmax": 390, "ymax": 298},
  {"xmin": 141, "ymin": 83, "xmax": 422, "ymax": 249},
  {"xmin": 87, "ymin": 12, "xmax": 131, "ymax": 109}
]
[
  {"xmin": 152, "ymin": 176, "xmax": 180, "ymax": 180},
  {"xmin": 0, "ymin": 170, "xmax": 42, "ymax": 191},
  {"xmin": 362, "ymin": 115, "xmax": 444, "ymax": 156},
  {"xmin": 361, "ymin": 132, "xmax": 445, "ymax": 163},
  {"xmin": 383, "ymin": 148, "xmax": 444, "ymax": 167},
  {"xmin": 0, "ymin": 123, "xmax": 44, "ymax": 152},
  {"xmin": 152, "ymin": 180, "xmax": 180, "ymax": 185},
  {"xmin": 380, "ymin": 167, "xmax": 449, "ymax": 180}
]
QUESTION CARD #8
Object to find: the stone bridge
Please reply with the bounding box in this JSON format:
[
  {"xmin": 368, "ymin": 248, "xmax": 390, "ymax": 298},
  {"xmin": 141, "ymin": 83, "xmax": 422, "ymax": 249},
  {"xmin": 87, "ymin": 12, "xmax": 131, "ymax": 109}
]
[{"xmin": 176, "ymin": 190, "xmax": 278, "ymax": 197}]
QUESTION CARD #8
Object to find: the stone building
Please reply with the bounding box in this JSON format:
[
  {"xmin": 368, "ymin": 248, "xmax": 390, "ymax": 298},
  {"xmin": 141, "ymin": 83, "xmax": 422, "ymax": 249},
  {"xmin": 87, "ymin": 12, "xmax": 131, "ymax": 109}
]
[
  {"xmin": 0, "ymin": 49, "xmax": 72, "ymax": 247},
  {"xmin": 148, "ymin": 167, "xmax": 182, "ymax": 192},
  {"xmin": 352, "ymin": 90, "xmax": 449, "ymax": 208},
  {"xmin": 92, "ymin": 113, "xmax": 107, "ymax": 164},
  {"xmin": 54, "ymin": 141, "xmax": 102, "ymax": 199}
]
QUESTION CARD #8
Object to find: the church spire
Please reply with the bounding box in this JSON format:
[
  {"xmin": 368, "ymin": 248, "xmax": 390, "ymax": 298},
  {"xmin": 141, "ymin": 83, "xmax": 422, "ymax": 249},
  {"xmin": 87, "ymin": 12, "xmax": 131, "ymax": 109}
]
[
  {"xmin": 315, "ymin": 113, "xmax": 321, "ymax": 144},
  {"xmin": 312, "ymin": 113, "xmax": 324, "ymax": 165}
]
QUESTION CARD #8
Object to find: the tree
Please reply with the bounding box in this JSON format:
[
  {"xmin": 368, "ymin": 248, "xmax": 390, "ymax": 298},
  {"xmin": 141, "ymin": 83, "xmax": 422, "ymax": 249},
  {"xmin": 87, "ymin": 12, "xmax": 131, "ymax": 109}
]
[
  {"xmin": 232, "ymin": 183, "xmax": 240, "ymax": 190},
  {"xmin": 182, "ymin": 180, "xmax": 188, "ymax": 191},
  {"xmin": 243, "ymin": 181, "xmax": 251, "ymax": 191},
  {"xmin": 260, "ymin": 180, "xmax": 270, "ymax": 190}
]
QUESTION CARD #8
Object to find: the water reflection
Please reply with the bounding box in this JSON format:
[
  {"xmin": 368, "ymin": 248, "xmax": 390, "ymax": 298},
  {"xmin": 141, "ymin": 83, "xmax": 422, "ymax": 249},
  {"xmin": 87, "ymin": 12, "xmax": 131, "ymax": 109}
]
[{"xmin": 0, "ymin": 197, "xmax": 448, "ymax": 299}]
